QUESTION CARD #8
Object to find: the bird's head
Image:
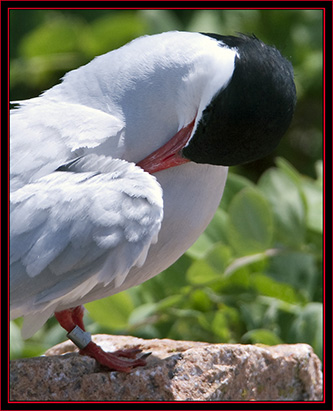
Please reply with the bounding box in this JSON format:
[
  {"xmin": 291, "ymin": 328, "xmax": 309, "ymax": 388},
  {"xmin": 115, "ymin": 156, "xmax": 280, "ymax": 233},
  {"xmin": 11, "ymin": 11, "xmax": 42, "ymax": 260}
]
[
  {"xmin": 182, "ymin": 33, "xmax": 297, "ymax": 166},
  {"xmin": 138, "ymin": 33, "xmax": 296, "ymax": 174}
]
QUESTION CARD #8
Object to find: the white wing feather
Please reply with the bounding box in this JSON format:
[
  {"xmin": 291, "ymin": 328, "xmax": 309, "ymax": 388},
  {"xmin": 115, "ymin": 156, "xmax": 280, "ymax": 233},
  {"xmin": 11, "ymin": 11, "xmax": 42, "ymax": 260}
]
[
  {"xmin": 10, "ymin": 101, "xmax": 125, "ymax": 190},
  {"xmin": 10, "ymin": 154, "xmax": 163, "ymax": 338}
]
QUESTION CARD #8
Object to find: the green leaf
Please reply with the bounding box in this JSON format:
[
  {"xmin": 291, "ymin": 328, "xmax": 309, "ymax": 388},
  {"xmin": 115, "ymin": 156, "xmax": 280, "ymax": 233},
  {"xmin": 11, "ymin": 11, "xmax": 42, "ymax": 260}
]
[
  {"xmin": 10, "ymin": 321, "xmax": 24, "ymax": 359},
  {"xmin": 186, "ymin": 259, "xmax": 221, "ymax": 285},
  {"xmin": 224, "ymin": 249, "xmax": 277, "ymax": 277},
  {"xmin": 19, "ymin": 15, "xmax": 86, "ymax": 57},
  {"xmin": 186, "ymin": 244, "xmax": 232, "ymax": 286},
  {"xmin": 140, "ymin": 10, "xmax": 183, "ymax": 32},
  {"xmin": 288, "ymin": 303, "xmax": 323, "ymax": 359},
  {"xmin": 187, "ymin": 10, "xmax": 224, "ymax": 33},
  {"xmin": 241, "ymin": 328, "xmax": 283, "ymax": 345},
  {"xmin": 258, "ymin": 168, "xmax": 306, "ymax": 247},
  {"xmin": 189, "ymin": 289, "xmax": 213, "ymax": 312},
  {"xmin": 211, "ymin": 307, "xmax": 241, "ymax": 341},
  {"xmin": 205, "ymin": 244, "xmax": 232, "ymax": 273},
  {"xmin": 276, "ymin": 157, "xmax": 322, "ymax": 234},
  {"xmin": 269, "ymin": 251, "xmax": 320, "ymax": 301},
  {"xmin": 136, "ymin": 255, "xmax": 191, "ymax": 303},
  {"xmin": 205, "ymin": 311, "xmax": 231, "ymax": 341},
  {"xmin": 210, "ymin": 265, "xmax": 252, "ymax": 296},
  {"xmin": 301, "ymin": 179, "xmax": 323, "ymax": 233},
  {"xmin": 187, "ymin": 208, "xmax": 230, "ymax": 259},
  {"xmin": 227, "ymin": 187, "xmax": 274, "ymax": 255},
  {"xmin": 250, "ymin": 273, "xmax": 304, "ymax": 304},
  {"xmin": 205, "ymin": 207, "xmax": 230, "ymax": 244},
  {"xmin": 128, "ymin": 302, "xmax": 158, "ymax": 327},
  {"xmin": 240, "ymin": 302, "xmax": 274, "ymax": 330},
  {"xmin": 220, "ymin": 172, "xmax": 255, "ymax": 211},
  {"xmin": 156, "ymin": 294, "xmax": 184, "ymax": 311},
  {"xmin": 186, "ymin": 232, "xmax": 216, "ymax": 260},
  {"xmin": 275, "ymin": 157, "xmax": 302, "ymax": 185},
  {"xmin": 86, "ymin": 12, "xmax": 149, "ymax": 57},
  {"xmin": 86, "ymin": 291, "xmax": 134, "ymax": 330},
  {"xmin": 315, "ymin": 160, "xmax": 323, "ymax": 184}
]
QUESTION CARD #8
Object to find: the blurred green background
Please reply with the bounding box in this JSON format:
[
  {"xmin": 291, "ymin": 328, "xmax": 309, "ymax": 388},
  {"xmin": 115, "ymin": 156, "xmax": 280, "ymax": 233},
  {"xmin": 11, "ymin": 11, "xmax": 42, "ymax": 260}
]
[{"xmin": 10, "ymin": 9, "xmax": 323, "ymax": 361}]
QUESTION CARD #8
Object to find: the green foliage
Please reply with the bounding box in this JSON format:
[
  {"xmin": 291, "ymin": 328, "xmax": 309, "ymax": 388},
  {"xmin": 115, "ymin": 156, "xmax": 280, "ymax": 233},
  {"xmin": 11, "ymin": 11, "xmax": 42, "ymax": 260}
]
[
  {"xmin": 10, "ymin": 10, "xmax": 323, "ymax": 360},
  {"xmin": 227, "ymin": 188, "xmax": 274, "ymax": 255}
]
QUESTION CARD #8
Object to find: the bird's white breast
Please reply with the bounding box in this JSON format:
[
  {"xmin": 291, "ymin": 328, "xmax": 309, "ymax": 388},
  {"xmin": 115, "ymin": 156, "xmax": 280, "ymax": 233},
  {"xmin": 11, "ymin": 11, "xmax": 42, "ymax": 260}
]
[{"xmin": 81, "ymin": 162, "xmax": 228, "ymax": 303}]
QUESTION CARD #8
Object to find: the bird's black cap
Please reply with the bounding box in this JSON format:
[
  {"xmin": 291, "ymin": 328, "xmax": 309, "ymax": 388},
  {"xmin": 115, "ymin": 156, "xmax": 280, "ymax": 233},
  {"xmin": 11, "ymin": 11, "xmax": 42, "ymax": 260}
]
[{"xmin": 182, "ymin": 33, "xmax": 297, "ymax": 166}]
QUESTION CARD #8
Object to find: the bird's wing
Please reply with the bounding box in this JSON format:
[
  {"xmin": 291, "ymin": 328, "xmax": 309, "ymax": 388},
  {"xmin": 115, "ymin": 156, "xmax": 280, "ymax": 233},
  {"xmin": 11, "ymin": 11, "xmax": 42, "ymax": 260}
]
[
  {"xmin": 10, "ymin": 154, "xmax": 163, "ymax": 336},
  {"xmin": 10, "ymin": 100, "xmax": 125, "ymax": 190}
]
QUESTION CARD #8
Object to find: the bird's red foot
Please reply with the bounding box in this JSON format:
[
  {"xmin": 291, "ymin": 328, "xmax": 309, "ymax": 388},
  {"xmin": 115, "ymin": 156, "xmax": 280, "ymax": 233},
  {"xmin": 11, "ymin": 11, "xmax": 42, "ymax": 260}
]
[
  {"xmin": 79, "ymin": 341, "xmax": 150, "ymax": 372},
  {"xmin": 54, "ymin": 306, "xmax": 150, "ymax": 372}
]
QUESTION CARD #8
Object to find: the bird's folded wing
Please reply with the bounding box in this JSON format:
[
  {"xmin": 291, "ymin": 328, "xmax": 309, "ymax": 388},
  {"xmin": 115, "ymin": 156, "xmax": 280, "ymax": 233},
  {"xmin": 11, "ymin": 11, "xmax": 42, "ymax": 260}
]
[
  {"xmin": 10, "ymin": 101, "xmax": 125, "ymax": 189},
  {"xmin": 10, "ymin": 154, "xmax": 163, "ymax": 320}
]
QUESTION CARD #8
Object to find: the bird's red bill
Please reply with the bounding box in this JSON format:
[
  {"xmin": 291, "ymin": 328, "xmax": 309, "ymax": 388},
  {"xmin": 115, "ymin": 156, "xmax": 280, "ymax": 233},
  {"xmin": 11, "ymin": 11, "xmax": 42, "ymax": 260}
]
[{"xmin": 137, "ymin": 119, "xmax": 195, "ymax": 174}]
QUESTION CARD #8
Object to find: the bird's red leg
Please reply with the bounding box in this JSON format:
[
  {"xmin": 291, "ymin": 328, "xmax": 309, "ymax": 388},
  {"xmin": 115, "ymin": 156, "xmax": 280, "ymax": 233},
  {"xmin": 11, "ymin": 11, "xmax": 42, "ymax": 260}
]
[
  {"xmin": 54, "ymin": 307, "xmax": 77, "ymax": 332},
  {"xmin": 71, "ymin": 305, "xmax": 86, "ymax": 330},
  {"xmin": 54, "ymin": 306, "xmax": 149, "ymax": 372}
]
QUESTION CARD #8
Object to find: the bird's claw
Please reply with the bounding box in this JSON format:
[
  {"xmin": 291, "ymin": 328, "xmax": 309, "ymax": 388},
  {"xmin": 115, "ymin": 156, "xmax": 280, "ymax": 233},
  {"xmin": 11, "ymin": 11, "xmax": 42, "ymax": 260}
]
[{"xmin": 79, "ymin": 341, "xmax": 151, "ymax": 372}]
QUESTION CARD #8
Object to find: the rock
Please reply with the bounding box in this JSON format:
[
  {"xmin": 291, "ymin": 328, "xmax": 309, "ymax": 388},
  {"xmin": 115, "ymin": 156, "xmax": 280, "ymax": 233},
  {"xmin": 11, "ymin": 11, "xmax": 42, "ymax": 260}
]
[{"xmin": 10, "ymin": 335, "xmax": 322, "ymax": 401}]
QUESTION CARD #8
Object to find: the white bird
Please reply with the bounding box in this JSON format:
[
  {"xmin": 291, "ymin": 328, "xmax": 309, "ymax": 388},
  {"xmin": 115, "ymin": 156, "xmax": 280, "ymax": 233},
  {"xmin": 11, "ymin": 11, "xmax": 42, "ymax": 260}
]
[{"xmin": 10, "ymin": 31, "xmax": 296, "ymax": 371}]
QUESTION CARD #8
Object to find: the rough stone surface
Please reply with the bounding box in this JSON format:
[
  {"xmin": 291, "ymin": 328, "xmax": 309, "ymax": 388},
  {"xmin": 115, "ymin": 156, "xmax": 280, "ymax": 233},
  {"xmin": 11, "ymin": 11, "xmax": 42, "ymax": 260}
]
[{"xmin": 10, "ymin": 334, "xmax": 322, "ymax": 401}]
